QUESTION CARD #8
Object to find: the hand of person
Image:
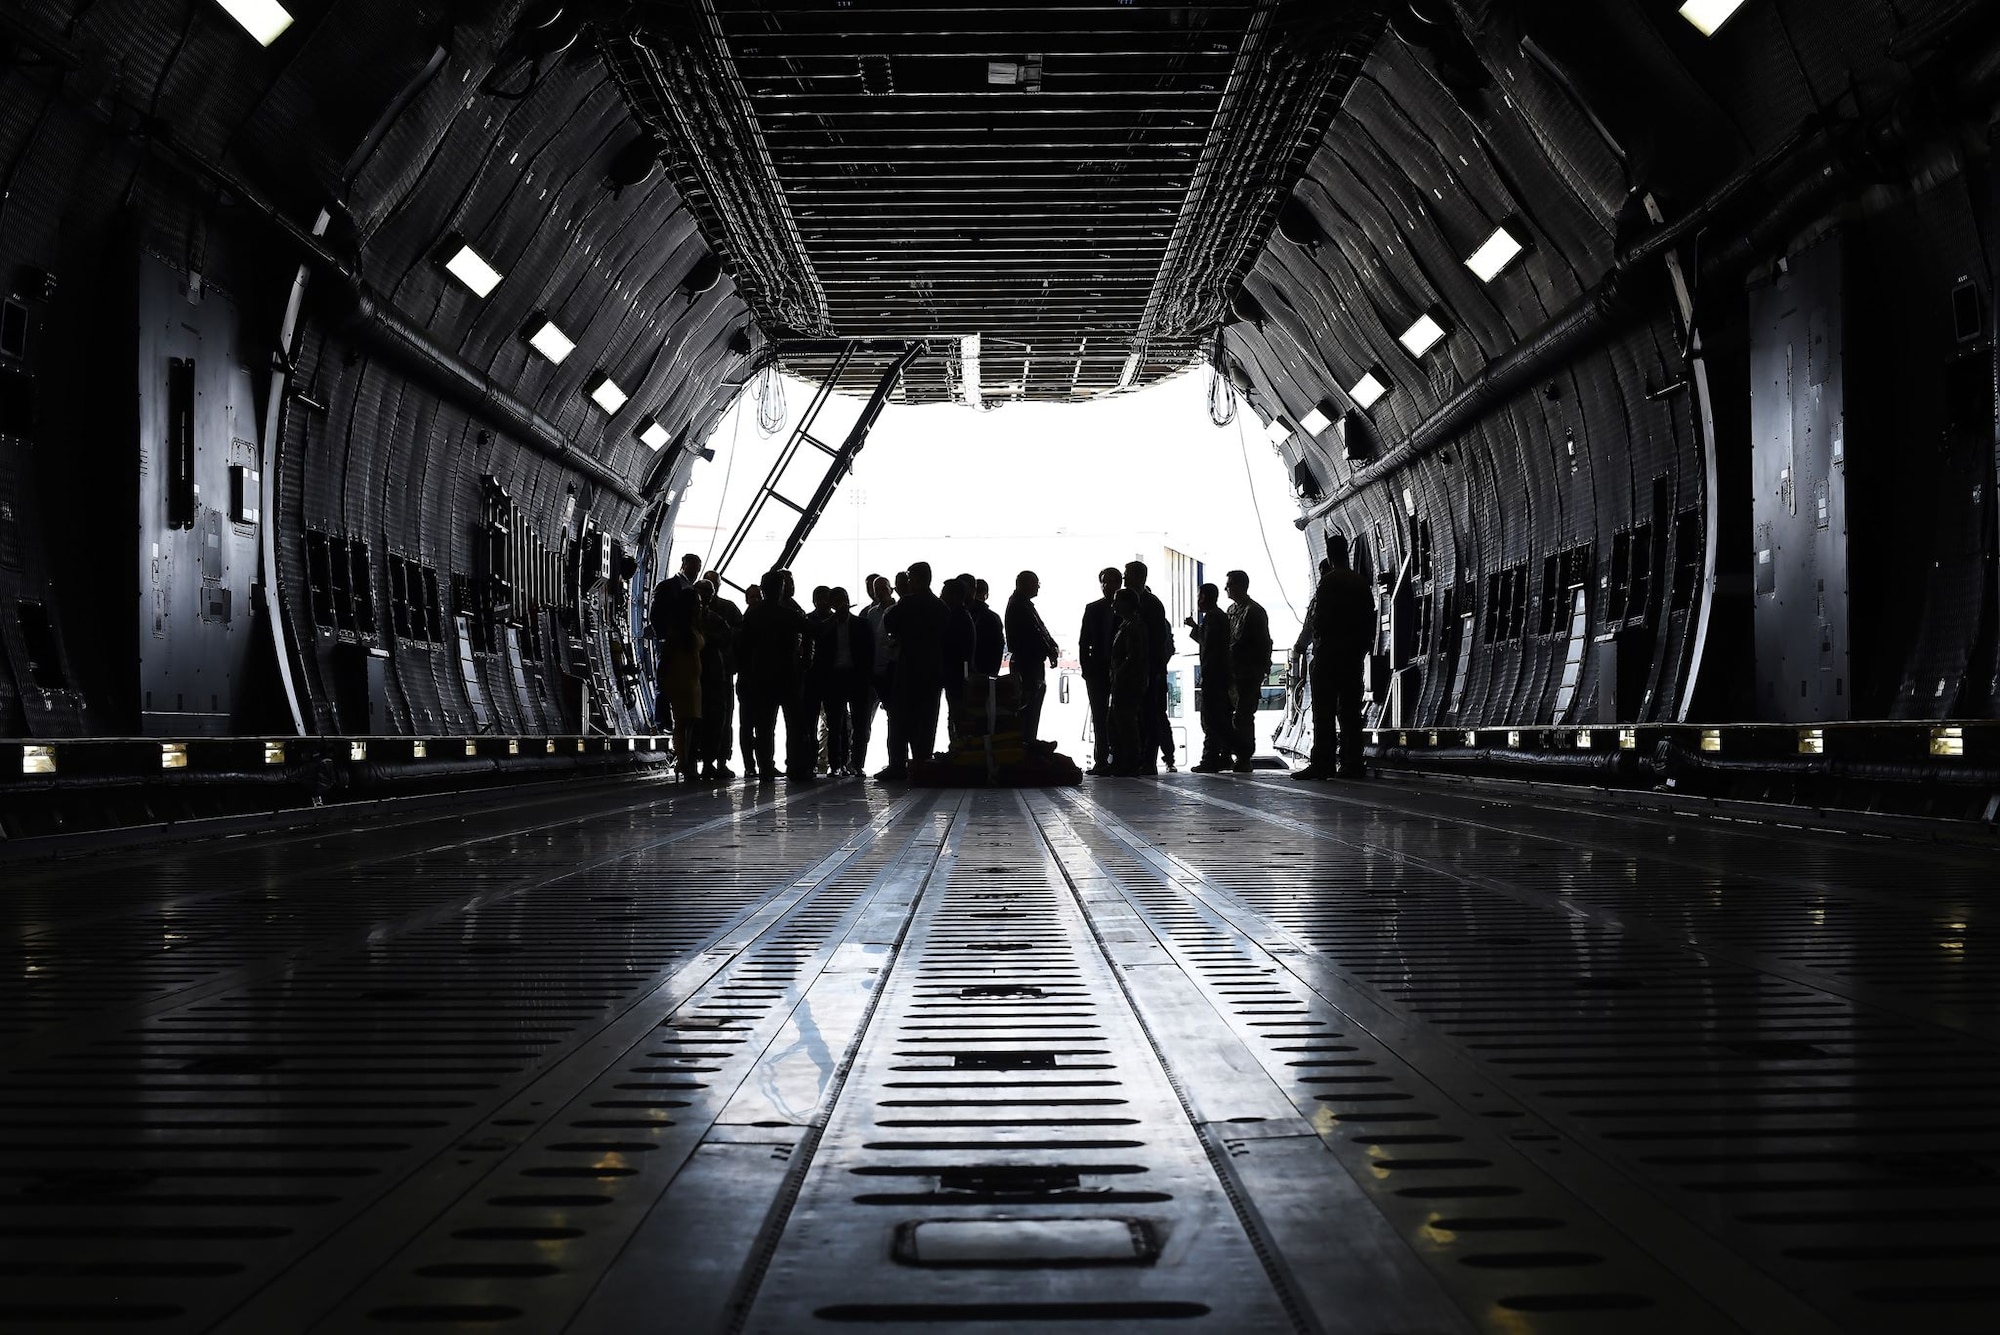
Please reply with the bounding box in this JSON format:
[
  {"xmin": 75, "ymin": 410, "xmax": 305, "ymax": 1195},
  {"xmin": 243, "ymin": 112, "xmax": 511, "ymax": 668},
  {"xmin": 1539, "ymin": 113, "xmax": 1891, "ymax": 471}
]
[{"xmin": 1047, "ymin": 653, "xmax": 1059, "ymax": 669}]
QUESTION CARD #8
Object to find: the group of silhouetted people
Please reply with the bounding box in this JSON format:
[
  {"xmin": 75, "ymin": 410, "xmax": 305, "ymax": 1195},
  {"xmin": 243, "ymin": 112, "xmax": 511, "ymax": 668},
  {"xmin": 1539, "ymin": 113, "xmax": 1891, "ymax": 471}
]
[
  {"xmin": 649, "ymin": 556, "xmax": 1063, "ymax": 784},
  {"xmin": 1077, "ymin": 560, "xmax": 1269, "ymax": 776},
  {"xmin": 650, "ymin": 536, "xmax": 1371, "ymax": 784}
]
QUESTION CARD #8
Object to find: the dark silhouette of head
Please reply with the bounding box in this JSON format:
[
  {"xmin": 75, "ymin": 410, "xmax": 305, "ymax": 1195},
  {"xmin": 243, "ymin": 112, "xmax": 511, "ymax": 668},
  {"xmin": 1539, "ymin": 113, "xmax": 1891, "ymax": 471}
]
[
  {"xmin": 1124, "ymin": 559, "xmax": 1149, "ymax": 590},
  {"xmin": 1099, "ymin": 567, "xmax": 1122, "ymax": 598},
  {"xmin": 1326, "ymin": 534, "xmax": 1350, "ymax": 569},
  {"xmin": 1225, "ymin": 570, "xmax": 1249, "ymax": 601}
]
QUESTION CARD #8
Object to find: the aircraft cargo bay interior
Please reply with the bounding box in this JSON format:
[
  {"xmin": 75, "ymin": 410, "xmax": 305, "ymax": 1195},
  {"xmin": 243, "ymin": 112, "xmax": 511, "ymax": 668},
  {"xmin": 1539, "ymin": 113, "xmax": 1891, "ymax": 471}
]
[{"xmin": 0, "ymin": 1, "xmax": 1997, "ymax": 1332}]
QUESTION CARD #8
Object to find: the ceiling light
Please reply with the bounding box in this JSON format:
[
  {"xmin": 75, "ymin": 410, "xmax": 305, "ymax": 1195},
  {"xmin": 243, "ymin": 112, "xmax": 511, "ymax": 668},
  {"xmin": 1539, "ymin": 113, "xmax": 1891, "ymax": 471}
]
[
  {"xmin": 1299, "ymin": 407, "xmax": 1333, "ymax": 435},
  {"xmin": 588, "ymin": 375, "xmax": 628, "ymax": 414},
  {"xmin": 1400, "ymin": 312, "xmax": 1448, "ymax": 357},
  {"xmin": 638, "ymin": 419, "xmax": 670, "ymax": 450},
  {"xmin": 213, "ymin": 0, "xmax": 293, "ymax": 44},
  {"xmin": 1264, "ymin": 418, "xmax": 1292, "ymax": 444},
  {"xmin": 1350, "ymin": 369, "xmax": 1389, "ymax": 410},
  {"xmin": 1465, "ymin": 225, "xmax": 1525, "ymax": 283},
  {"xmin": 526, "ymin": 318, "xmax": 574, "ymax": 365},
  {"xmin": 442, "ymin": 243, "xmax": 502, "ymax": 297},
  {"xmin": 1678, "ymin": 0, "xmax": 1747, "ymax": 36}
]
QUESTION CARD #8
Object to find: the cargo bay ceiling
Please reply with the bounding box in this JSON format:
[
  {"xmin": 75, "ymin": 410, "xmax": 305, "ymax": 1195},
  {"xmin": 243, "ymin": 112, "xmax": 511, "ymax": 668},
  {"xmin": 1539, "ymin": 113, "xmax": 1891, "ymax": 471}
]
[{"xmin": 601, "ymin": 0, "xmax": 1387, "ymax": 401}]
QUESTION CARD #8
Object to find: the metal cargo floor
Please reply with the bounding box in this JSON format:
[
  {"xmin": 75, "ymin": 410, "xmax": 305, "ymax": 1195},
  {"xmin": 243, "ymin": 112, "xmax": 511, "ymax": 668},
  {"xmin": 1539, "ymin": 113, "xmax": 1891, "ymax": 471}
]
[{"xmin": 1, "ymin": 774, "xmax": 1994, "ymax": 1334}]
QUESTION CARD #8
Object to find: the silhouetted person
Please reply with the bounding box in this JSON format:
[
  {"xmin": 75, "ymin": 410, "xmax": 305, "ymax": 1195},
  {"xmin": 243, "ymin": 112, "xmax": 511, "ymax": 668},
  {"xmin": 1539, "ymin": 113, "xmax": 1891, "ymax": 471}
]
[
  {"xmin": 879, "ymin": 561, "xmax": 946, "ymax": 779},
  {"xmin": 736, "ymin": 570, "xmax": 802, "ymax": 782},
  {"xmin": 1294, "ymin": 557, "xmax": 1332, "ymax": 660},
  {"xmin": 940, "ymin": 575, "xmax": 976, "ymax": 742},
  {"xmin": 861, "ymin": 573, "xmax": 894, "ymax": 772},
  {"xmin": 1295, "ymin": 536, "xmax": 1372, "ymax": 780},
  {"xmin": 1186, "ymin": 582, "xmax": 1233, "ymax": 772},
  {"xmin": 969, "ymin": 577, "xmax": 1005, "ymax": 677},
  {"xmin": 1225, "ymin": 569, "xmax": 1272, "ymax": 772},
  {"xmin": 697, "ymin": 575, "xmax": 741, "ymax": 781},
  {"xmin": 811, "ymin": 586, "xmax": 874, "ymax": 776},
  {"xmin": 653, "ymin": 551, "xmax": 701, "ymax": 607},
  {"xmin": 1006, "ymin": 570, "xmax": 1060, "ymax": 743},
  {"xmin": 648, "ymin": 551, "xmax": 705, "ymax": 735},
  {"xmin": 802, "ymin": 585, "xmax": 832, "ymax": 769},
  {"xmin": 738, "ymin": 582, "xmax": 763, "ymax": 778},
  {"xmin": 1125, "ymin": 560, "xmax": 1175, "ymax": 771},
  {"xmin": 657, "ymin": 582, "xmax": 705, "ymax": 780},
  {"xmin": 778, "ymin": 570, "xmax": 818, "ymax": 782},
  {"xmin": 1109, "ymin": 588, "xmax": 1148, "ymax": 775},
  {"xmin": 1078, "ymin": 566, "xmax": 1121, "ymax": 774}
]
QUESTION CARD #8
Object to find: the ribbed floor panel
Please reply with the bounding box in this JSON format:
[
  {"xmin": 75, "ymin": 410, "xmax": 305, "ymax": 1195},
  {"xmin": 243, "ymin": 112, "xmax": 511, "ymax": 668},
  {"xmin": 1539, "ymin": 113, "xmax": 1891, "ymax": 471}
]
[{"xmin": 1, "ymin": 775, "xmax": 1993, "ymax": 1334}]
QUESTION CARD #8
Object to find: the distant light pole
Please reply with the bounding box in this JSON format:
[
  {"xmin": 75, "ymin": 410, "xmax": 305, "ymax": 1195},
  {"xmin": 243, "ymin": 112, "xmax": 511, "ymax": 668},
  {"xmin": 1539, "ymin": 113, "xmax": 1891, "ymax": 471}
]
[{"xmin": 848, "ymin": 487, "xmax": 867, "ymax": 591}]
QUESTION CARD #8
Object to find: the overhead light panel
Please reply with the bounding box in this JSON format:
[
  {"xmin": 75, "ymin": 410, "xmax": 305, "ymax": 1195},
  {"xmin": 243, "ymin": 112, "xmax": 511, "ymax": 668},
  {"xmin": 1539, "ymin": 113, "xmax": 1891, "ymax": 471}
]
[
  {"xmin": 442, "ymin": 243, "xmax": 502, "ymax": 297},
  {"xmin": 1264, "ymin": 418, "xmax": 1292, "ymax": 444},
  {"xmin": 588, "ymin": 375, "xmax": 628, "ymax": 414},
  {"xmin": 1400, "ymin": 313, "xmax": 1448, "ymax": 357},
  {"xmin": 1678, "ymin": 0, "xmax": 1747, "ymax": 36},
  {"xmin": 1299, "ymin": 406, "xmax": 1333, "ymax": 436},
  {"xmin": 1465, "ymin": 224, "xmax": 1526, "ymax": 283},
  {"xmin": 526, "ymin": 318, "xmax": 575, "ymax": 365},
  {"xmin": 638, "ymin": 418, "xmax": 670, "ymax": 451},
  {"xmin": 1350, "ymin": 369, "xmax": 1389, "ymax": 410},
  {"xmin": 213, "ymin": 0, "xmax": 293, "ymax": 45}
]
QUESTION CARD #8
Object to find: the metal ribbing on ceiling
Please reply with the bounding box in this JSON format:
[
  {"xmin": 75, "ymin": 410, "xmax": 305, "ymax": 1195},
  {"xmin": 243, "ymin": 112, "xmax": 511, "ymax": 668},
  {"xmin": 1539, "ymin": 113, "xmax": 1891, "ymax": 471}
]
[{"xmin": 605, "ymin": 0, "xmax": 1388, "ymax": 404}]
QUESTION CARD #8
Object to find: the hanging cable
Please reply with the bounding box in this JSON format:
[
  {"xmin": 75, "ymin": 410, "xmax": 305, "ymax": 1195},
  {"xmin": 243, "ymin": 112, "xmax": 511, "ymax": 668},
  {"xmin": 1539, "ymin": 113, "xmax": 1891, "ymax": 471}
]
[
  {"xmin": 755, "ymin": 363, "xmax": 787, "ymax": 436},
  {"xmin": 1207, "ymin": 328, "xmax": 1237, "ymax": 427},
  {"xmin": 1237, "ymin": 411, "xmax": 1301, "ymax": 624},
  {"xmin": 1208, "ymin": 359, "xmax": 1238, "ymax": 427},
  {"xmin": 703, "ymin": 388, "xmax": 747, "ymax": 568}
]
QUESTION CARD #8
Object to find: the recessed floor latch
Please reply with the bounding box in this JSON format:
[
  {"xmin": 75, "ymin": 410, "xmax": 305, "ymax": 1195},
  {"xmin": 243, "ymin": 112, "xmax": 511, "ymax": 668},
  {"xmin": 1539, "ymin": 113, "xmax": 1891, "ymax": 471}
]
[{"xmin": 893, "ymin": 1218, "xmax": 1159, "ymax": 1268}]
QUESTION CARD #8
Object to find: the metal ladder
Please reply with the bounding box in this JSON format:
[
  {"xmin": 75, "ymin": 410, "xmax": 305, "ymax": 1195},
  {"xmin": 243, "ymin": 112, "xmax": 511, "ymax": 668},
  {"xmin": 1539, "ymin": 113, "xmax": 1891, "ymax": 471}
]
[{"xmin": 709, "ymin": 340, "xmax": 924, "ymax": 593}]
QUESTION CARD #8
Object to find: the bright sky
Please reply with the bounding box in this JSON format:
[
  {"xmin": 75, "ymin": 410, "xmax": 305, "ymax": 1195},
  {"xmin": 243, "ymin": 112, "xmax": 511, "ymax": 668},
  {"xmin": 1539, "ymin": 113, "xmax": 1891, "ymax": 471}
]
[{"xmin": 673, "ymin": 368, "xmax": 1308, "ymax": 655}]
